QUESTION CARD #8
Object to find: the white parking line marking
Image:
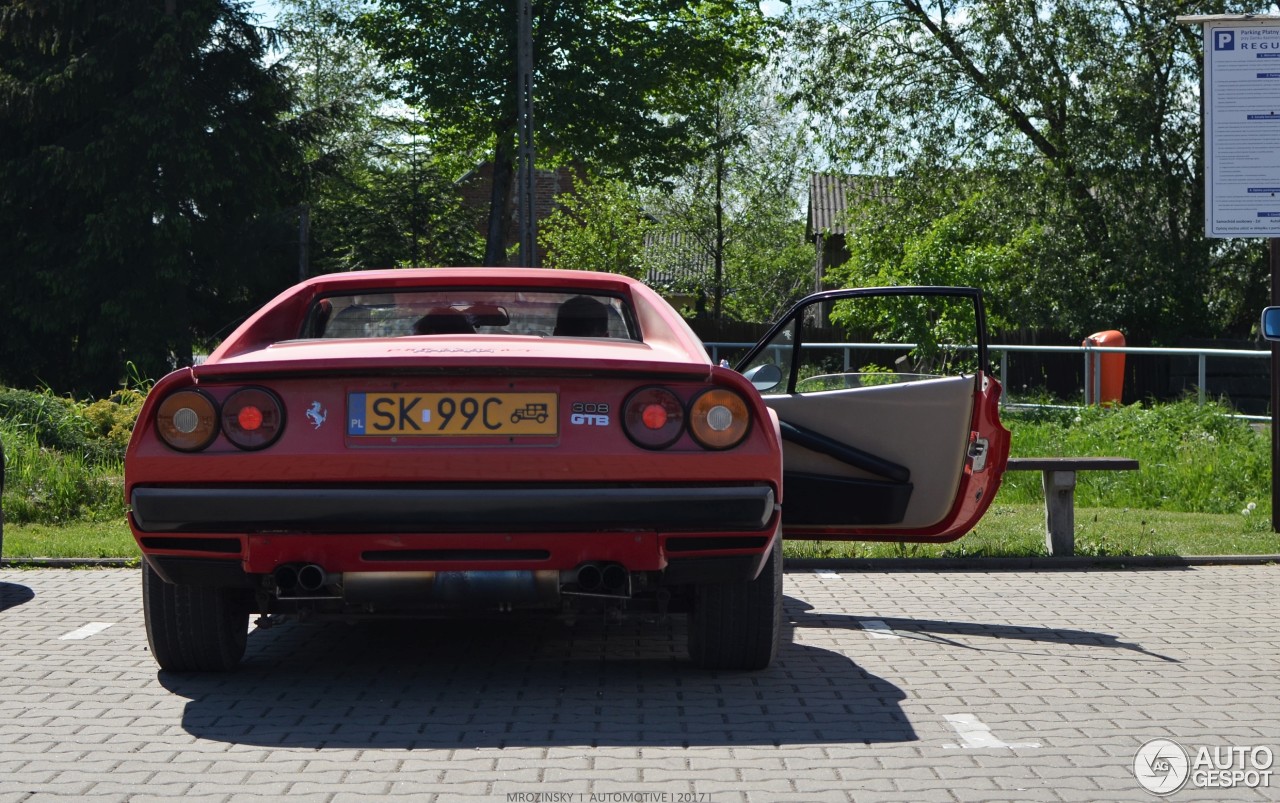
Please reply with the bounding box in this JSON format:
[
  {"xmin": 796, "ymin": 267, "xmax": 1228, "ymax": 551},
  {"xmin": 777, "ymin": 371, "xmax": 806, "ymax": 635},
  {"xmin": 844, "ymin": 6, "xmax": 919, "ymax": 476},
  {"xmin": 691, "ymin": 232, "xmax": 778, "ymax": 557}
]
[
  {"xmin": 59, "ymin": 622, "xmax": 115, "ymax": 641},
  {"xmin": 859, "ymin": 619, "xmax": 899, "ymax": 639},
  {"xmin": 942, "ymin": 714, "xmax": 1041, "ymax": 749}
]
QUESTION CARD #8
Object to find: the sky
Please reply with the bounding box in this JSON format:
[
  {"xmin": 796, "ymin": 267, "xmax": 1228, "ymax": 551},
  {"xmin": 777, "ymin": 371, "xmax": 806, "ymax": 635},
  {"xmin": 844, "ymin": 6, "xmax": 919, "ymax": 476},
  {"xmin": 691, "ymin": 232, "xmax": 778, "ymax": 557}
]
[{"xmin": 248, "ymin": 0, "xmax": 278, "ymax": 26}]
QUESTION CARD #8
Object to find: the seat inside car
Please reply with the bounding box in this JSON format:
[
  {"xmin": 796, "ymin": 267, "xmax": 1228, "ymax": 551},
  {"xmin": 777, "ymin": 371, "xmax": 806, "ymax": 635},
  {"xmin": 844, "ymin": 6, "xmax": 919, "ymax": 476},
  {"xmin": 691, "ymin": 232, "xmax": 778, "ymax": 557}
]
[
  {"xmin": 414, "ymin": 308, "xmax": 476, "ymax": 335},
  {"xmin": 553, "ymin": 296, "xmax": 610, "ymax": 337}
]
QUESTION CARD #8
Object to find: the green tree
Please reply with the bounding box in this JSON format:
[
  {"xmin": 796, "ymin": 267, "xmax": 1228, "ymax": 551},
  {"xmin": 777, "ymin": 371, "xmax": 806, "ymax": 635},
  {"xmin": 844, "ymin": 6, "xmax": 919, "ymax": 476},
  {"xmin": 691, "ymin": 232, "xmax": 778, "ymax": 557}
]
[
  {"xmin": 277, "ymin": 0, "xmax": 384, "ymax": 158},
  {"xmin": 829, "ymin": 177, "xmax": 1068, "ymax": 336},
  {"xmin": 791, "ymin": 0, "xmax": 1267, "ymax": 342},
  {"xmin": 275, "ymin": 0, "xmax": 481, "ymax": 270},
  {"xmin": 723, "ymin": 220, "xmax": 813, "ymax": 323},
  {"xmin": 0, "ymin": 0, "xmax": 306, "ymax": 395},
  {"xmin": 309, "ymin": 128, "xmax": 482, "ymax": 271},
  {"xmin": 645, "ymin": 73, "xmax": 814, "ymax": 322},
  {"xmin": 539, "ymin": 174, "xmax": 651, "ymax": 277},
  {"xmin": 355, "ymin": 0, "xmax": 765, "ymax": 266}
]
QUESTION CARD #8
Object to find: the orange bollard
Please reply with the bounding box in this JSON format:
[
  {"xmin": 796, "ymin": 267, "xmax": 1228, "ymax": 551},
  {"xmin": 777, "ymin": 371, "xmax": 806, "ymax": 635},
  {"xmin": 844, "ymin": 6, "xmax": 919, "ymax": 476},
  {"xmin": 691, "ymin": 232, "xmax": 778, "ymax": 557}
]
[{"xmin": 1083, "ymin": 330, "xmax": 1125, "ymax": 406}]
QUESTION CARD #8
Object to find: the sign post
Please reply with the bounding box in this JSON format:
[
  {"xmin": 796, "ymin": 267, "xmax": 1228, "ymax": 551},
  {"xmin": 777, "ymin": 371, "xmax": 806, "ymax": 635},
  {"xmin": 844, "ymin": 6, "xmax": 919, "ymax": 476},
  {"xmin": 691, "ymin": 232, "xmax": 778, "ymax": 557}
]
[
  {"xmin": 516, "ymin": 0, "xmax": 536, "ymax": 267},
  {"xmin": 1180, "ymin": 14, "xmax": 1280, "ymax": 532},
  {"xmin": 1272, "ymin": 238, "xmax": 1280, "ymax": 532}
]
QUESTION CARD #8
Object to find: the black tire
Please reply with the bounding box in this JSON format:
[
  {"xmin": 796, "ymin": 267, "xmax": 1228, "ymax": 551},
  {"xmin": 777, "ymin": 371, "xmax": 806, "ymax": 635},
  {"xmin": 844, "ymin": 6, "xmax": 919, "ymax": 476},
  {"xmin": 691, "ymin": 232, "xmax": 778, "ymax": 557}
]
[
  {"xmin": 688, "ymin": 536, "xmax": 782, "ymax": 670},
  {"xmin": 142, "ymin": 561, "xmax": 249, "ymax": 672}
]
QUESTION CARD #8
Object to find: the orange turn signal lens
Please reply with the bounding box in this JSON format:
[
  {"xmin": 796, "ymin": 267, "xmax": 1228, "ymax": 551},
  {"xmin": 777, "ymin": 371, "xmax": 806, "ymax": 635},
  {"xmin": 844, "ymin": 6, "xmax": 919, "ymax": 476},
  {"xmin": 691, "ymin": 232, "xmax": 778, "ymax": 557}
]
[
  {"xmin": 688, "ymin": 388, "xmax": 750, "ymax": 450},
  {"xmin": 155, "ymin": 390, "xmax": 219, "ymax": 452}
]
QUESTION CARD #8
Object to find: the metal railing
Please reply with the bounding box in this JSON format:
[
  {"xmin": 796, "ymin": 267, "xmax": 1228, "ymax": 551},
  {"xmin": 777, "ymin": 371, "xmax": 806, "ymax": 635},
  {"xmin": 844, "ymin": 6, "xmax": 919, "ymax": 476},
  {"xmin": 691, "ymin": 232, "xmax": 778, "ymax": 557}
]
[{"xmin": 704, "ymin": 341, "xmax": 1272, "ymax": 420}]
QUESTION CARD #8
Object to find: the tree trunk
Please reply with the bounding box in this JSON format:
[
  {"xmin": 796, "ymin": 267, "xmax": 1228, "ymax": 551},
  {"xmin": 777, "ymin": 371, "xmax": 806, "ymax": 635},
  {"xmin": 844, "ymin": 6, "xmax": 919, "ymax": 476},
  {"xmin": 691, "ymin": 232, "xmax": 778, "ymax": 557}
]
[
  {"xmin": 713, "ymin": 134, "xmax": 725, "ymax": 322},
  {"xmin": 484, "ymin": 130, "xmax": 517, "ymax": 266}
]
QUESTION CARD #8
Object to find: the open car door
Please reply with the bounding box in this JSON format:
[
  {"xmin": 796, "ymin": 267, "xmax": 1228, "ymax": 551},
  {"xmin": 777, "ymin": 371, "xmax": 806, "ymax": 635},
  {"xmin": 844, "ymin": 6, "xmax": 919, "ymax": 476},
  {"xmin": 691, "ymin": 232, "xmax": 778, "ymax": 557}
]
[{"xmin": 737, "ymin": 287, "xmax": 1010, "ymax": 542}]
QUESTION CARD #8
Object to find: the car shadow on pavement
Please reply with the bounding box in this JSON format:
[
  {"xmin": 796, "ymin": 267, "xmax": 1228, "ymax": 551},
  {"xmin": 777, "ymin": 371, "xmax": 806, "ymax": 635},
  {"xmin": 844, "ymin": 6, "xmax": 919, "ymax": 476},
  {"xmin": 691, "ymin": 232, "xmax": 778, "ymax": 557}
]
[
  {"xmin": 0, "ymin": 581, "xmax": 34, "ymax": 613},
  {"xmin": 160, "ymin": 595, "xmax": 917, "ymax": 749},
  {"xmin": 789, "ymin": 600, "xmax": 1179, "ymax": 663}
]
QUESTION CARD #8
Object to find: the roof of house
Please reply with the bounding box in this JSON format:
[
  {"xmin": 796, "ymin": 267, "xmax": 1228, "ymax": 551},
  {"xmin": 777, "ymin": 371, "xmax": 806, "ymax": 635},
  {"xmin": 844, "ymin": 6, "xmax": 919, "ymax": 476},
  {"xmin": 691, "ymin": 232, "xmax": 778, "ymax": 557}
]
[
  {"xmin": 806, "ymin": 174, "xmax": 894, "ymax": 239},
  {"xmin": 642, "ymin": 229, "xmax": 713, "ymax": 286}
]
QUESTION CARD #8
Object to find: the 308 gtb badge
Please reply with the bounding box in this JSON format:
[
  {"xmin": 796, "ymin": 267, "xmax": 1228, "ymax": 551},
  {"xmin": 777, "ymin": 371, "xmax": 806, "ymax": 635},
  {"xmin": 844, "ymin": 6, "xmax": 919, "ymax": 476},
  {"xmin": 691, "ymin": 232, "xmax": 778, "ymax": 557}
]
[{"xmin": 570, "ymin": 402, "xmax": 610, "ymax": 426}]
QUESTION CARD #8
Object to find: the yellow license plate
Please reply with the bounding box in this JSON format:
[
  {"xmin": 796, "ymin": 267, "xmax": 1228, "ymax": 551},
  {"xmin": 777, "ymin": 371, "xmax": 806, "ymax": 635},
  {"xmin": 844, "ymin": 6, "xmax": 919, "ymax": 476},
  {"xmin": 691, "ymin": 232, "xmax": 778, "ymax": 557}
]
[{"xmin": 347, "ymin": 392, "xmax": 557, "ymax": 437}]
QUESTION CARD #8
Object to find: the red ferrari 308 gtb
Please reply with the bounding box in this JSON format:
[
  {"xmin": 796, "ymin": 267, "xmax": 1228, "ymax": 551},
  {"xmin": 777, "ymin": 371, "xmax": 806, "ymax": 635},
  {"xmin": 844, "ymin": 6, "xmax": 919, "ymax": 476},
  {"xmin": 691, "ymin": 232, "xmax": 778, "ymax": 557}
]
[{"xmin": 126, "ymin": 268, "xmax": 1008, "ymax": 672}]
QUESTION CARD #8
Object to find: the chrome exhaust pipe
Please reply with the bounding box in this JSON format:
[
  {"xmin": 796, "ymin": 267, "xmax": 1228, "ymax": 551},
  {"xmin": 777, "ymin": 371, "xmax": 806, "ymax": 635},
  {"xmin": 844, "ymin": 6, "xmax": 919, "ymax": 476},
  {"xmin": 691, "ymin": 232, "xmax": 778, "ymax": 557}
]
[
  {"xmin": 601, "ymin": 563, "xmax": 628, "ymax": 593},
  {"xmin": 273, "ymin": 564, "xmax": 299, "ymax": 593},
  {"xmin": 296, "ymin": 564, "xmax": 329, "ymax": 593},
  {"xmin": 571, "ymin": 563, "xmax": 629, "ymax": 595},
  {"xmin": 576, "ymin": 563, "xmax": 603, "ymax": 592}
]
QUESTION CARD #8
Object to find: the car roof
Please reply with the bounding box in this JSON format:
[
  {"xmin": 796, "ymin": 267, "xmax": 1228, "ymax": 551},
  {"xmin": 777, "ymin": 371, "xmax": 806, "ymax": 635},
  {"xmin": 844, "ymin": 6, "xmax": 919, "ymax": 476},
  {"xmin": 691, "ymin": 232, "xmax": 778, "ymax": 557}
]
[
  {"xmin": 202, "ymin": 268, "xmax": 711, "ymax": 373},
  {"xmin": 300, "ymin": 267, "xmax": 640, "ymax": 294}
]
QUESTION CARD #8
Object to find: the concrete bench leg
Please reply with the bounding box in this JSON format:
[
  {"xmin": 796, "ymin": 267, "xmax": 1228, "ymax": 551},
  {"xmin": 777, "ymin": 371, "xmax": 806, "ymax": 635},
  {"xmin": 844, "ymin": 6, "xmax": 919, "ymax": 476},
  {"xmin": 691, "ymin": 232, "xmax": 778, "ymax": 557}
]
[{"xmin": 1041, "ymin": 470, "xmax": 1077, "ymax": 556}]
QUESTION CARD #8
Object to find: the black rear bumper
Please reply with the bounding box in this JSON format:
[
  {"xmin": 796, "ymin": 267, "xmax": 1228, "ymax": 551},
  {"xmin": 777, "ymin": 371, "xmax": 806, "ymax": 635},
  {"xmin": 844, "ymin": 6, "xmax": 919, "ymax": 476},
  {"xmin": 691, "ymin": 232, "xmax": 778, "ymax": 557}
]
[{"xmin": 131, "ymin": 484, "xmax": 777, "ymax": 534}]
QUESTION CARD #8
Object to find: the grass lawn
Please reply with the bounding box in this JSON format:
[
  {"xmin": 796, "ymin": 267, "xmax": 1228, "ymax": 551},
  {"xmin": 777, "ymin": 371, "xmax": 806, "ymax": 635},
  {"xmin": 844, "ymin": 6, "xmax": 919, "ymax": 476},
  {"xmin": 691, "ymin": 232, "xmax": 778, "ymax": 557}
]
[
  {"xmin": 786, "ymin": 503, "xmax": 1280, "ymax": 559},
  {"xmin": 2, "ymin": 518, "xmax": 138, "ymax": 562},
  {"xmin": 2, "ymin": 503, "xmax": 1278, "ymax": 562}
]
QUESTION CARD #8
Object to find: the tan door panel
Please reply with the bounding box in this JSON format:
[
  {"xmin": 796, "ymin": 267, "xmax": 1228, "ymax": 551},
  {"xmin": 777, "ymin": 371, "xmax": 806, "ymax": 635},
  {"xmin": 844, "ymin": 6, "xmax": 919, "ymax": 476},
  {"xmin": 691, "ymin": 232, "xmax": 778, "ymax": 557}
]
[{"xmin": 765, "ymin": 375, "xmax": 975, "ymax": 528}]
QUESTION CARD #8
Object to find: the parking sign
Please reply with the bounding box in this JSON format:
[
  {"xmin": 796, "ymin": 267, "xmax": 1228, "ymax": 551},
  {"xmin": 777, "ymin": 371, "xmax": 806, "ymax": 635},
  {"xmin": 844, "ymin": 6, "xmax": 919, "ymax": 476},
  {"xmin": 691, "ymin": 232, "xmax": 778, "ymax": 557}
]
[{"xmin": 1198, "ymin": 17, "xmax": 1280, "ymax": 237}]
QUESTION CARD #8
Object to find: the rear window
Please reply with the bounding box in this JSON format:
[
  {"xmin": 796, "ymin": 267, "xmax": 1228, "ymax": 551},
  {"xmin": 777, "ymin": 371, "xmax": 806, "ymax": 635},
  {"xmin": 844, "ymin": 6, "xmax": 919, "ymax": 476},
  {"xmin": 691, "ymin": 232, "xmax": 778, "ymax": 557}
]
[{"xmin": 302, "ymin": 288, "xmax": 639, "ymax": 341}]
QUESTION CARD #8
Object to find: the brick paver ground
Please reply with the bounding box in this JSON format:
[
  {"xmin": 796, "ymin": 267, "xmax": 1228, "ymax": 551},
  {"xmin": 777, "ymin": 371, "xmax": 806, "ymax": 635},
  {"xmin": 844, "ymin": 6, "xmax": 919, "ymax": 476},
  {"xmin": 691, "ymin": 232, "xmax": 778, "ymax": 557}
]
[{"xmin": 1, "ymin": 566, "xmax": 1277, "ymax": 802}]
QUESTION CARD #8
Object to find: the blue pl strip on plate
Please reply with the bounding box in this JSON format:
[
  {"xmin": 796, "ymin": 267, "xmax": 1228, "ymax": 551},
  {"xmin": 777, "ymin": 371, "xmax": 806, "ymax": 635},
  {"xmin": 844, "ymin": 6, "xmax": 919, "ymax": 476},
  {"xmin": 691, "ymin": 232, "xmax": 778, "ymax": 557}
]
[{"xmin": 348, "ymin": 393, "xmax": 366, "ymax": 435}]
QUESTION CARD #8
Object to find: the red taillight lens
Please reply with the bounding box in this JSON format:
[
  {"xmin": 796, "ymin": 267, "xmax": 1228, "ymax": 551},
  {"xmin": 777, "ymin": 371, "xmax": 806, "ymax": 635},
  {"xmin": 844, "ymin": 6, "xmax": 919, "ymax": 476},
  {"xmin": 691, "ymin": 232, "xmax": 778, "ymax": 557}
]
[
  {"xmin": 688, "ymin": 388, "xmax": 750, "ymax": 450},
  {"xmin": 222, "ymin": 387, "xmax": 284, "ymax": 450},
  {"xmin": 623, "ymin": 386, "xmax": 684, "ymax": 449},
  {"xmin": 237, "ymin": 405, "xmax": 264, "ymax": 431},
  {"xmin": 155, "ymin": 390, "xmax": 219, "ymax": 452},
  {"xmin": 642, "ymin": 403, "xmax": 668, "ymax": 429}
]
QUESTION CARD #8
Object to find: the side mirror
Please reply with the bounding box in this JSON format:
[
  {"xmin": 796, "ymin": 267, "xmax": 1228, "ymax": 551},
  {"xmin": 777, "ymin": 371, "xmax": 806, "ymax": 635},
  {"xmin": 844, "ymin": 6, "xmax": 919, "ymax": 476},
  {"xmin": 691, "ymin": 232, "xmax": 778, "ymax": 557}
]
[
  {"xmin": 742, "ymin": 363, "xmax": 783, "ymax": 392},
  {"xmin": 1263, "ymin": 307, "xmax": 1280, "ymax": 341}
]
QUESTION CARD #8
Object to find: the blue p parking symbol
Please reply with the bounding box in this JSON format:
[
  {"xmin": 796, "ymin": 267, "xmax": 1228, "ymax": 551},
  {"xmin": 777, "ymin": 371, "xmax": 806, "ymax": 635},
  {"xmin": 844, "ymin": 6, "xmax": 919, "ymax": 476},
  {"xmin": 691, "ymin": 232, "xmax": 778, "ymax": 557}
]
[{"xmin": 1215, "ymin": 30, "xmax": 1235, "ymax": 51}]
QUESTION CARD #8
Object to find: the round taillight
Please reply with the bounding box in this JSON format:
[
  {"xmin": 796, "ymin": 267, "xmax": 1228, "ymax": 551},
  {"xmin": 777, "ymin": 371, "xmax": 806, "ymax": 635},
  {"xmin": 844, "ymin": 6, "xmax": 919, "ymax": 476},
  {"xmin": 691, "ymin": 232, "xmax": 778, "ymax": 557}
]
[
  {"xmin": 155, "ymin": 390, "xmax": 219, "ymax": 452},
  {"xmin": 222, "ymin": 387, "xmax": 284, "ymax": 450},
  {"xmin": 623, "ymin": 386, "xmax": 684, "ymax": 449},
  {"xmin": 689, "ymin": 388, "xmax": 751, "ymax": 450},
  {"xmin": 642, "ymin": 403, "xmax": 668, "ymax": 429},
  {"xmin": 237, "ymin": 405, "xmax": 264, "ymax": 431}
]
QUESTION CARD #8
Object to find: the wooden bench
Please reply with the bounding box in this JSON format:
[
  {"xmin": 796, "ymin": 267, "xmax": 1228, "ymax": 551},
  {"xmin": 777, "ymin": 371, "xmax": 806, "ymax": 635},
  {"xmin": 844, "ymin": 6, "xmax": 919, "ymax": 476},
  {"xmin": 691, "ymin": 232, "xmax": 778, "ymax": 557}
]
[{"xmin": 1004, "ymin": 457, "xmax": 1140, "ymax": 556}]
